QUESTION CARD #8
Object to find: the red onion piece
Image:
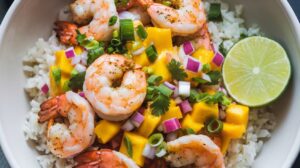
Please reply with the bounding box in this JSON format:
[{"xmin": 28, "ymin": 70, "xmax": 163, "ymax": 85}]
[
  {"xmin": 179, "ymin": 100, "xmax": 192, "ymax": 114},
  {"xmin": 41, "ymin": 84, "xmax": 49, "ymax": 94},
  {"xmin": 172, "ymin": 87, "xmax": 179, "ymax": 98},
  {"xmin": 164, "ymin": 81, "xmax": 176, "ymax": 90},
  {"xmin": 163, "ymin": 118, "xmax": 181, "ymax": 133},
  {"xmin": 131, "ymin": 112, "xmax": 144, "ymax": 127},
  {"xmin": 132, "ymin": 47, "xmax": 145, "ymax": 56},
  {"xmin": 174, "ymin": 97, "xmax": 182, "ymax": 105},
  {"xmin": 142, "ymin": 144, "xmax": 156, "ymax": 159},
  {"xmin": 202, "ymin": 73, "xmax": 212, "ymax": 82},
  {"xmin": 137, "ymin": 107, "xmax": 146, "ymax": 114},
  {"xmin": 118, "ymin": 11, "xmax": 139, "ymax": 20},
  {"xmin": 80, "ymin": 51, "xmax": 88, "ymax": 66},
  {"xmin": 183, "ymin": 41, "xmax": 195, "ymax": 55},
  {"xmin": 212, "ymin": 52, "xmax": 224, "ymax": 67},
  {"xmin": 75, "ymin": 64, "xmax": 86, "ymax": 73},
  {"xmin": 218, "ymin": 87, "xmax": 228, "ymax": 95},
  {"xmin": 122, "ymin": 120, "xmax": 135, "ymax": 131},
  {"xmin": 184, "ymin": 56, "xmax": 202, "ymax": 73},
  {"xmin": 72, "ymin": 55, "xmax": 81, "ymax": 65},
  {"xmin": 78, "ymin": 92, "xmax": 85, "ymax": 98},
  {"xmin": 65, "ymin": 47, "xmax": 76, "ymax": 59},
  {"xmin": 178, "ymin": 81, "xmax": 191, "ymax": 97},
  {"xmin": 166, "ymin": 132, "xmax": 177, "ymax": 142}
]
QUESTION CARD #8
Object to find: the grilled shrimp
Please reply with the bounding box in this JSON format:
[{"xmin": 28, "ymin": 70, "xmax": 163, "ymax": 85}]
[
  {"xmin": 75, "ymin": 149, "xmax": 139, "ymax": 168},
  {"xmin": 166, "ymin": 134, "xmax": 225, "ymax": 168},
  {"xmin": 70, "ymin": 0, "xmax": 119, "ymax": 41},
  {"xmin": 54, "ymin": 21, "xmax": 79, "ymax": 45},
  {"xmin": 38, "ymin": 91, "xmax": 95, "ymax": 158},
  {"xmin": 83, "ymin": 54, "xmax": 147, "ymax": 121},
  {"xmin": 137, "ymin": 0, "xmax": 206, "ymax": 36}
]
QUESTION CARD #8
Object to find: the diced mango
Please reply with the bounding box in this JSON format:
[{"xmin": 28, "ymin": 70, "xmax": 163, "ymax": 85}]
[
  {"xmin": 50, "ymin": 50, "xmax": 75, "ymax": 96},
  {"xmin": 221, "ymin": 103, "xmax": 250, "ymax": 154},
  {"xmin": 222, "ymin": 123, "xmax": 246, "ymax": 139},
  {"xmin": 133, "ymin": 52, "xmax": 150, "ymax": 67},
  {"xmin": 181, "ymin": 114, "xmax": 204, "ymax": 133},
  {"xmin": 202, "ymin": 87, "xmax": 217, "ymax": 95},
  {"xmin": 94, "ymin": 120, "xmax": 121, "ymax": 144},
  {"xmin": 161, "ymin": 100, "xmax": 183, "ymax": 122},
  {"xmin": 137, "ymin": 107, "xmax": 161, "ymax": 137},
  {"xmin": 133, "ymin": 27, "xmax": 173, "ymax": 67},
  {"xmin": 144, "ymin": 27, "xmax": 173, "ymax": 53},
  {"xmin": 226, "ymin": 104, "xmax": 249, "ymax": 125},
  {"xmin": 190, "ymin": 102, "xmax": 219, "ymax": 123},
  {"xmin": 119, "ymin": 132, "xmax": 148, "ymax": 166},
  {"xmin": 192, "ymin": 48, "xmax": 220, "ymax": 71},
  {"xmin": 55, "ymin": 50, "xmax": 74, "ymax": 76},
  {"xmin": 148, "ymin": 51, "xmax": 172, "ymax": 81},
  {"xmin": 74, "ymin": 46, "xmax": 84, "ymax": 55},
  {"xmin": 221, "ymin": 137, "xmax": 231, "ymax": 154}
]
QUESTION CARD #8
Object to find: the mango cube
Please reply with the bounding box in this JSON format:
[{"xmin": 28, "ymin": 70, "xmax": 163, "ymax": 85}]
[
  {"xmin": 181, "ymin": 114, "xmax": 204, "ymax": 133},
  {"xmin": 161, "ymin": 100, "xmax": 183, "ymax": 122},
  {"xmin": 190, "ymin": 102, "xmax": 219, "ymax": 123},
  {"xmin": 94, "ymin": 120, "xmax": 121, "ymax": 144},
  {"xmin": 226, "ymin": 104, "xmax": 249, "ymax": 125},
  {"xmin": 137, "ymin": 107, "xmax": 161, "ymax": 137},
  {"xmin": 119, "ymin": 132, "xmax": 148, "ymax": 166}
]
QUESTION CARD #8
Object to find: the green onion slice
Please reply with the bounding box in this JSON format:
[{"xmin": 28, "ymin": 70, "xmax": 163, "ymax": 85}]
[
  {"xmin": 113, "ymin": 30, "xmax": 120, "ymax": 39},
  {"xmin": 52, "ymin": 67, "xmax": 61, "ymax": 84},
  {"xmin": 71, "ymin": 69, "xmax": 78, "ymax": 78},
  {"xmin": 207, "ymin": 119, "xmax": 223, "ymax": 134},
  {"xmin": 109, "ymin": 16, "xmax": 118, "ymax": 26},
  {"xmin": 111, "ymin": 38, "xmax": 122, "ymax": 46},
  {"xmin": 155, "ymin": 141, "xmax": 167, "ymax": 157},
  {"xmin": 147, "ymin": 75, "xmax": 162, "ymax": 85},
  {"xmin": 148, "ymin": 133, "xmax": 164, "ymax": 147},
  {"xmin": 82, "ymin": 39, "xmax": 99, "ymax": 50},
  {"xmin": 120, "ymin": 19, "xmax": 135, "ymax": 41},
  {"xmin": 136, "ymin": 25, "xmax": 148, "ymax": 40},
  {"xmin": 124, "ymin": 135, "xmax": 133, "ymax": 158},
  {"xmin": 157, "ymin": 84, "xmax": 173, "ymax": 97},
  {"xmin": 146, "ymin": 44, "xmax": 158, "ymax": 62},
  {"xmin": 208, "ymin": 3, "xmax": 223, "ymax": 21}
]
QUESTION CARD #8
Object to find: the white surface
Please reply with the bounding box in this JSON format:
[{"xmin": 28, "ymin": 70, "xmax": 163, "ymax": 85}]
[{"xmin": 0, "ymin": 0, "xmax": 299, "ymax": 168}]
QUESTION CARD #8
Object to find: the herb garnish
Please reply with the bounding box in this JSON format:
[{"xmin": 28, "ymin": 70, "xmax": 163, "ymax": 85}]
[
  {"xmin": 167, "ymin": 59, "xmax": 187, "ymax": 81},
  {"xmin": 124, "ymin": 135, "xmax": 133, "ymax": 158},
  {"xmin": 68, "ymin": 71, "xmax": 86, "ymax": 91}
]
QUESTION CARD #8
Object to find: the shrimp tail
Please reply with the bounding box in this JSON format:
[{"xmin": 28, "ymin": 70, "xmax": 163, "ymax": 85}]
[
  {"xmin": 54, "ymin": 21, "xmax": 78, "ymax": 45},
  {"xmin": 38, "ymin": 94, "xmax": 70, "ymax": 123}
]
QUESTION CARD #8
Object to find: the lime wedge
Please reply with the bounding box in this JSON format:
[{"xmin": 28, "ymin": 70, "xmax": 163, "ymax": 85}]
[{"xmin": 222, "ymin": 36, "xmax": 291, "ymax": 107}]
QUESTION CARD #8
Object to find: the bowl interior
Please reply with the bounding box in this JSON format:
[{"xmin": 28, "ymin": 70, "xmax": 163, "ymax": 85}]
[{"xmin": 0, "ymin": 0, "xmax": 299, "ymax": 167}]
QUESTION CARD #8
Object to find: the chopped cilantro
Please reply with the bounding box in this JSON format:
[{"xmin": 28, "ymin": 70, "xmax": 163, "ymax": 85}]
[
  {"xmin": 151, "ymin": 94, "xmax": 170, "ymax": 116},
  {"xmin": 167, "ymin": 59, "xmax": 187, "ymax": 81},
  {"xmin": 68, "ymin": 71, "xmax": 86, "ymax": 91},
  {"xmin": 207, "ymin": 71, "xmax": 222, "ymax": 85}
]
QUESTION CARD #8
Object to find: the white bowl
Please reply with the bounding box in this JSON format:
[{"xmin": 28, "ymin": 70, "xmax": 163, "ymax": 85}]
[{"xmin": 0, "ymin": 0, "xmax": 299, "ymax": 167}]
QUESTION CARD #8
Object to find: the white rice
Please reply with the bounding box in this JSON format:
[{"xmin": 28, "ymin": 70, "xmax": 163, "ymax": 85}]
[
  {"xmin": 23, "ymin": 33, "xmax": 74, "ymax": 168},
  {"xmin": 204, "ymin": 1, "xmax": 276, "ymax": 167},
  {"xmin": 22, "ymin": 1, "xmax": 276, "ymax": 168}
]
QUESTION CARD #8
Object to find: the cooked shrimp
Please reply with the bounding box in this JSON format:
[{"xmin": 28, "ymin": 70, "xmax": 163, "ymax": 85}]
[
  {"xmin": 166, "ymin": 134, "xmax": 225, "ymax": 168},
  {"xmin": 38, "ymin": 91, "xmax": 95, "ymax": 158},
  {"xmin": 75, "ymin": 149, "xmax": 139, "ymax": 168},
  {"xmin": 138, "ymin": 0, "xmax": 206, "ymax": 36},
  {"xmin": 54, "ymin": 21, "xmax": 78, "ymax": 45},
  {"xmin": 83, "ymin": 54, "xmax": 147, "ymax": 121},
  {"xmin": 70, "ymin": 0, "xmax": 119, "ymax": 41}
]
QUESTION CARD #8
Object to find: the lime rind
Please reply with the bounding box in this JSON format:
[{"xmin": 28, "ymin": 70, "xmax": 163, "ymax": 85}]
[{"xmin": 222, "ymin": 36, "xmax": 291, "ymax": 107}]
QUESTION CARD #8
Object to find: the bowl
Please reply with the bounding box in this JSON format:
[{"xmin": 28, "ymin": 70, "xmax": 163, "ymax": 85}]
[{"xmin": 0, "ymin": 0, "xmax": 299, "ymax": 167}]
